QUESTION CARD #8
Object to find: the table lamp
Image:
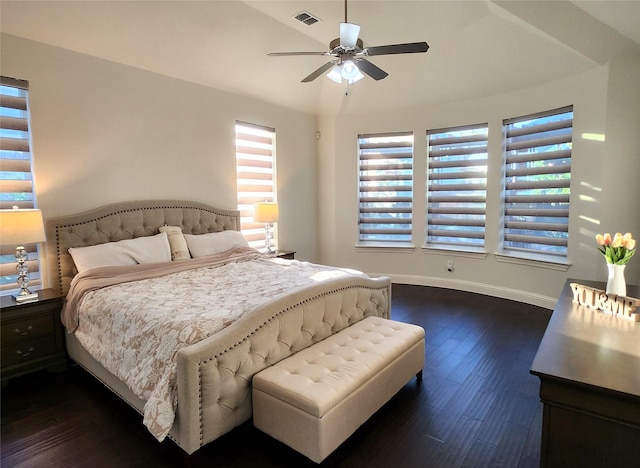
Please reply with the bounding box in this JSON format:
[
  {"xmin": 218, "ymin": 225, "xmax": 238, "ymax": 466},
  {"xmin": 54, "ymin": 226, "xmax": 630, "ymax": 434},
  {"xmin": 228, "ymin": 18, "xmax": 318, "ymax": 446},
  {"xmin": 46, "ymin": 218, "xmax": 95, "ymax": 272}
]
[
  {"xmin": 254, "ymin": 202, "xmax": 279, "ymax": 253},
  {"xmin": 0, "ymin": 207, "xmax": 46, "ymax": 303}
]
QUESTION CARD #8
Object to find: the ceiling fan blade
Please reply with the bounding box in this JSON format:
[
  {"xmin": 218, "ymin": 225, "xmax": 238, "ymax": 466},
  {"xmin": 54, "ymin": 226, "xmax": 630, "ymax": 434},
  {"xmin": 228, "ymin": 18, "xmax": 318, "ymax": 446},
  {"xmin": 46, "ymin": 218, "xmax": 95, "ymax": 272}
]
[
  {"xmin": 340, "ymin": 22, "xmax": 360, "ymax": 48},
  {"xmin": 301, "ymin": 61, "xmax": 337, "ymax": 83},
  {"xmin": 268, "ymin": 52, "xmax": 330, "ymax": 56},
  {"xmin": 365, "ymin": 42, "xmax": 429, "ymax": 56},
  {"xmin": 355, "ymin": 59, "xmax": 388, "ymax": 81}
]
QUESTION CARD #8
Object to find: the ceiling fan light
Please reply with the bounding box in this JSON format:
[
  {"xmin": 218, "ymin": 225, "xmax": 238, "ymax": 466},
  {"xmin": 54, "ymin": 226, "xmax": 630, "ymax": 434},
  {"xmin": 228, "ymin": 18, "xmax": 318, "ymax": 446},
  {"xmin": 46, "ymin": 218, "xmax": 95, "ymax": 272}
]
[
  {"xmin": 341, "ymin": 60, "xmax": 360, "ymax": 80},
  {"xmin": 327, "ymin": 66, "xmax": 343, "ymax": 83},
  {"xmin": 349, "ymin": 69, "xmax": 365, "ymax": 84}
]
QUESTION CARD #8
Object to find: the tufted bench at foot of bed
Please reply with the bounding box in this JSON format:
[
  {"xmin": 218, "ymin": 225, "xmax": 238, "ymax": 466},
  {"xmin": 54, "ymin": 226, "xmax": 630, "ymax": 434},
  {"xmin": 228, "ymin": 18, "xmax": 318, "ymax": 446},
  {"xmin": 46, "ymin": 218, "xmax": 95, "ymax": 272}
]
[{"xmin": 252, "ymin": 316, "xmax": 425, "ymax": 463}]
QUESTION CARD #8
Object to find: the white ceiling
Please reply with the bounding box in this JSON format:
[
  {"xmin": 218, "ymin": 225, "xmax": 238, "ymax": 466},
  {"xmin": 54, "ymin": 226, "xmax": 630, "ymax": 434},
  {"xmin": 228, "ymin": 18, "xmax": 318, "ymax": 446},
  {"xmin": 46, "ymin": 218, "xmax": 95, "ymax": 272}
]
[{"xmin": 1, "ymin": 0, "xmax": 639, "ymax": 115}]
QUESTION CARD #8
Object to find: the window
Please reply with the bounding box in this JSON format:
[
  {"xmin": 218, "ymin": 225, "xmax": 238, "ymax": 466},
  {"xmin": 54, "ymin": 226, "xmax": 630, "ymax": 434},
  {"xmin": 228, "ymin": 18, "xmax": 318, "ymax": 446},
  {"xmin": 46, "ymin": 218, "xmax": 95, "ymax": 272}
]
[
  {"xmin": 235, "ymin": 122, "xmax": 276, "ymax": 251},
  {"xmin": 1, "ymin": 77, "xmax": 41, "ymax": 293},
  {"xmin": 502, "ymin": 106, "xmax": 573, "ymax": 259},
  {"xmin": 358, "ymin": 132, "xmax": 413, "ymax": 244},
  {"xmin": 426, "ymin": 124, "xmax": 488, "ymax": 249}
]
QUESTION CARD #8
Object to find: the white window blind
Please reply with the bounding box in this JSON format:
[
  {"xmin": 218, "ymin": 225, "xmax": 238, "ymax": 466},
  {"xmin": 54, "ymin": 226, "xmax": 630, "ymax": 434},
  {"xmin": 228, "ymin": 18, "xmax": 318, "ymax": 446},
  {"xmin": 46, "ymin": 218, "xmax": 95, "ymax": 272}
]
[
  {"xmin": 502, "ymin": 106, "xmax": 573, "ymax": 258},
  {"xmin": 358, "ymin": 132, "xmax": 413, "ymax": 244},
  {"xmin": 426, "ymin": 124, "xmax": 488, "ymax": 248},
  {"xmin": 1, "ymin": 76, "xmax": 41, "ymax": 292},
  {"xmin": 235, "ymin": 122, "xmax": 276, "ymax": 250}
]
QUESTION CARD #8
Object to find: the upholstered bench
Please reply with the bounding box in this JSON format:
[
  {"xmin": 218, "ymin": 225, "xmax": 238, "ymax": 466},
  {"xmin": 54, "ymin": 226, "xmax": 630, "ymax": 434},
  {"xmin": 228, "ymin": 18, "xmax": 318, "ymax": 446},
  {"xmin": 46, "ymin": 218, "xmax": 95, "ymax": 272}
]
[{"xmin": 252, "ymin": 316, "xmax": 425, "ymax": 463}]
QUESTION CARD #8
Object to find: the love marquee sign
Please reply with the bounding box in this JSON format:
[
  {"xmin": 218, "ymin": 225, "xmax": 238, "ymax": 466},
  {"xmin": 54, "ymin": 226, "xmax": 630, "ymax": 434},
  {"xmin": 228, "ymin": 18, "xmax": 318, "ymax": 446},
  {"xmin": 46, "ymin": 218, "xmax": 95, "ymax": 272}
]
[{"xmin": 570, "ymin": 283, "xmax": 639, "ymax": 322}]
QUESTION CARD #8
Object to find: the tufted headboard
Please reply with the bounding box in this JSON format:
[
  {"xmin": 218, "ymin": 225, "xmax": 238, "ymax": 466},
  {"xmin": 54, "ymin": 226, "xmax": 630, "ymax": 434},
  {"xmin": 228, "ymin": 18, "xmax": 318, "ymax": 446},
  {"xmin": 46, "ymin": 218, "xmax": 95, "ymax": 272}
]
[{"xmin": 44, "ymin": 200, "xmax": 241, "ymax": 296}]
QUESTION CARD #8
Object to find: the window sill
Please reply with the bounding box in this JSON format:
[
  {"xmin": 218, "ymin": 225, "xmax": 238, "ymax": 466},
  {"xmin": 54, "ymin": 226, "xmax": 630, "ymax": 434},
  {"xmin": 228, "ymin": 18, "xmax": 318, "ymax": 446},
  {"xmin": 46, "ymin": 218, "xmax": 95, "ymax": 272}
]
[
  {"xmin": 355, "ymin": 243, "xmax": 415, "ymax": 253},
  {"xmin": 421, "ymin": 245, "xmax": 488, "ymax": 259},
  {"xmin": 495, "ymin": 252, "xmax": 571, "ymax": 271}
]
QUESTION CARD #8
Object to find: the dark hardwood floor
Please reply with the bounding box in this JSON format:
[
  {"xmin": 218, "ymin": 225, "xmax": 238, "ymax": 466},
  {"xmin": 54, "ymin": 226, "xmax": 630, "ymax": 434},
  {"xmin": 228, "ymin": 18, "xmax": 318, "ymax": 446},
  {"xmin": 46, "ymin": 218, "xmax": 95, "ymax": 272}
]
[{"xmin": 1, "ymin": 284, "xmax": 552, "ymax": 468}]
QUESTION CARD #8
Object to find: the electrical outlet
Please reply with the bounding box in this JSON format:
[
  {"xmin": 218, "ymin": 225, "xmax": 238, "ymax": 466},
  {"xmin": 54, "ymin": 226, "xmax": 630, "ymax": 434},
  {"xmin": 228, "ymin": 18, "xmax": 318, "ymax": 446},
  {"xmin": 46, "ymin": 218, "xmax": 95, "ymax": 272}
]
[{"xmin": 447, "ymin": 260, "xmax": 454, "ymax": 272}]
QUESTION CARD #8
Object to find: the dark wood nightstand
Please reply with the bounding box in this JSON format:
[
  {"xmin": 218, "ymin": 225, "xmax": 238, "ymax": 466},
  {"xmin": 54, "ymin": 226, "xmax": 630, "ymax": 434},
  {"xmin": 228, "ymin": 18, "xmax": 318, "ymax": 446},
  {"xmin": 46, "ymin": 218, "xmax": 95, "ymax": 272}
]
[
  {"xmin": 1, "ymin": 289, "xmax": 67, "ymax": 386},
  {"xmin": 274, "ymin": 250, "xmax": 295, "ymax": 260}
]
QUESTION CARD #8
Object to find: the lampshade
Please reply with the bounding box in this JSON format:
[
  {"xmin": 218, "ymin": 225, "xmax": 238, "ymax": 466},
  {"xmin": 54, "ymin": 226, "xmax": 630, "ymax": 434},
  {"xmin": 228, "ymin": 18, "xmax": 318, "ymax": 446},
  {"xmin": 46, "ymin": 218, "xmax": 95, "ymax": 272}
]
[
  {"xmin": 327, "ymin": 66, "xmax": 343, "ymax": 84},
  {"xmin": 0, "ymin": 208, "xmax": 46, "ymax": 246},
  {"xmin": 341, "ymin": 60, "xmax": 359, "ymax": 80},
  {"xmin": 254, "ymin": 202, "xmax": 279, "ymax": 223}
]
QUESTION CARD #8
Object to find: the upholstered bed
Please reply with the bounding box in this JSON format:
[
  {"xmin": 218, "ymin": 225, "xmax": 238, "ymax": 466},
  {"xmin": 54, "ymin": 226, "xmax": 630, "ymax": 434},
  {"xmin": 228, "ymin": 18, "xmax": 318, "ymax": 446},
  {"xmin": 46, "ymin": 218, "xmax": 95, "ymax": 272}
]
[{"xmin": 44, "ymin": 200, "xmax": 391, "ymax": 455}]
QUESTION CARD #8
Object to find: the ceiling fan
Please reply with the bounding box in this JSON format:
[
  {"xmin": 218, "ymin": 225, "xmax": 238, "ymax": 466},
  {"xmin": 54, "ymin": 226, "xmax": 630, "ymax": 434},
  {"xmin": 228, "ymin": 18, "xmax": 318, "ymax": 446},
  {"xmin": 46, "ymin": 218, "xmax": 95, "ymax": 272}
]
[{"xmin": 268, "ymin": 0, "xmax": 429, "ymax": 85}]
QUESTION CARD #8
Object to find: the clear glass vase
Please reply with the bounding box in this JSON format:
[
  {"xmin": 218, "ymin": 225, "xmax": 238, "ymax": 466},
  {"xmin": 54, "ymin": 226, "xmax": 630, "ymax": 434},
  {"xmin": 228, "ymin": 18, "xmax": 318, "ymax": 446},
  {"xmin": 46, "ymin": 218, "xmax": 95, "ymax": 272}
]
[{"xmin": 606, "ymin": 263, "xmax": 626, "ymax": 297}]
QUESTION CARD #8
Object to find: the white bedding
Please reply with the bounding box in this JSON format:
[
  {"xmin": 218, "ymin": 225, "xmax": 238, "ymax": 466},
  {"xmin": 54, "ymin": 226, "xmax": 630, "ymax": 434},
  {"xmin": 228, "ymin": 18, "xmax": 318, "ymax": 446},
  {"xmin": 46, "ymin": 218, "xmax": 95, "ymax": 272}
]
[{"xmin": 69, "ymin": 249, "xmax": 369, "ymax": 441}]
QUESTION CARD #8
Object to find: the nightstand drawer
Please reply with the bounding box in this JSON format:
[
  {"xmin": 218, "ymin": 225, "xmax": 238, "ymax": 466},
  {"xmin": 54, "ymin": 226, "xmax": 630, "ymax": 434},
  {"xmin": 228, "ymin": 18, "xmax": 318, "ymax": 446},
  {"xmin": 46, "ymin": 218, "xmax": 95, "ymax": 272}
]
[
  {"xmin": 1, "ymin": 289, "xmax": 67, "ymax": 384},
  {"xmin": 1, "ymin": 335, "xmax": 57, "ymax": 367},
  {"xmin": 1, "ymin": 314, "xmax": 55, "ymax": 345}
]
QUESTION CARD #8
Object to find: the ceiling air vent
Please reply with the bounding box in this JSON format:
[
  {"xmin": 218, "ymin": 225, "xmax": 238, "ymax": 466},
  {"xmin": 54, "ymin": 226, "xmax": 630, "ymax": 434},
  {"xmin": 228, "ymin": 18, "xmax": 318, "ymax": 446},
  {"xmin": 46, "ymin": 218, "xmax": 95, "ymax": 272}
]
[{"xmin": 294, "ymin": 11, "xmax": 321, "ymax": 26}]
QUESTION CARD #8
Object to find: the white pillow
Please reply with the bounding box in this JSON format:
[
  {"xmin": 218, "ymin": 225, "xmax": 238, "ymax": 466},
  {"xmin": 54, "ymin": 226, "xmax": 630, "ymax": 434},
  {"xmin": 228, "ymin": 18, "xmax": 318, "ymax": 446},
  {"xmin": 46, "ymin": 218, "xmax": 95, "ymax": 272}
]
[
  {"xmin": 69, "ymin": 232, "xmax": 171, "ymax": 273},
  {"xmin": 183, "ymin": 230, "xmax": 249, "ymax": 258},
  {"xmin": 159, "ymin": 225, "xmax": 190, "ymax": 261}
]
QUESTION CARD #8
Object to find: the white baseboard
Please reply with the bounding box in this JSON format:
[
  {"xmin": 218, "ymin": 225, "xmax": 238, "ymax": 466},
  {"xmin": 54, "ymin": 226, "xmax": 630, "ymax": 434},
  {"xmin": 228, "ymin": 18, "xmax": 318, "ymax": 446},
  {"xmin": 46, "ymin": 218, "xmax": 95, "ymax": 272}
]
[{"xmin": 381, "ymin": 273, "xmax": 556, "ymax": 310}]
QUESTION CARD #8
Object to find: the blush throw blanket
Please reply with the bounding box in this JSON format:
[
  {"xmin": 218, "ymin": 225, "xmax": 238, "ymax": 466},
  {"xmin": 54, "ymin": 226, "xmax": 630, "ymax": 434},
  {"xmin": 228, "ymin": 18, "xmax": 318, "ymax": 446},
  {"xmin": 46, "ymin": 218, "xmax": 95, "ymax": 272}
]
[{"xmin": 62, "ymin": 248, "xmax": 369, "ymax": 441}]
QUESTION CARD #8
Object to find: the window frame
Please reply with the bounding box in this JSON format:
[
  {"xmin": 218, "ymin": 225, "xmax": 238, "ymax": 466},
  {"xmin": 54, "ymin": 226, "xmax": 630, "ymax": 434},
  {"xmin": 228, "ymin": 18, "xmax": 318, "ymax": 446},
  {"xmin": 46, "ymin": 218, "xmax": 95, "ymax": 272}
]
[
  {"xmin": 1, "ymin": 76, "xmax": 41, "ymax": 294},
  {"xmin": 357, "ymin": 132, "xmax": 414, "ymax": 247},
  {"xmin": 235, "ymin": 121, "xmax": 276, "ymax": 251},
  {"xmin": 425, "ymin": 123, "xmax": 488, "ymax": 253},
  {"xmin": 500, "ymin": 105, "xmax": 573, "ymax": 263}
]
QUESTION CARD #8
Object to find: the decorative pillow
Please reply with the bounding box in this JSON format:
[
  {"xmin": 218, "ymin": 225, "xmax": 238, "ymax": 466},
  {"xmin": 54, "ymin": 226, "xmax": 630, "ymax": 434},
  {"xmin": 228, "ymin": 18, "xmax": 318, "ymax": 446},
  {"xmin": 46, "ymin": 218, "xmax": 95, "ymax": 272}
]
[
  {"xmin": 183, "ymin": 230, "xmax": 250, "ymax": 258},
  {"xmin": 159, "ymin": 225, "xmax": 190, "ymax": 261},
  {"xmin": 69, "ymin": 232, "xmax": 171, "ymax": 273}
]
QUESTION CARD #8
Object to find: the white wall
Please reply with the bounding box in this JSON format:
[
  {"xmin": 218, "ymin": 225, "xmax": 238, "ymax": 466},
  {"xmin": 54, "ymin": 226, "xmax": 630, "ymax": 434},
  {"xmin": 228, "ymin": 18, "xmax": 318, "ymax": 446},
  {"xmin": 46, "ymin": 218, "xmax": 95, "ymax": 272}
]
[
  {"xmin": 319, "ymin": 54, "xmax": 640, "ymax": 308},
  {"xmin": 3, "ymin": 33, "xmax": 638, "ymax": 308},
  {"xmin": 1, "ymin": 34, "xmax": 319, "ymax": 283}
]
